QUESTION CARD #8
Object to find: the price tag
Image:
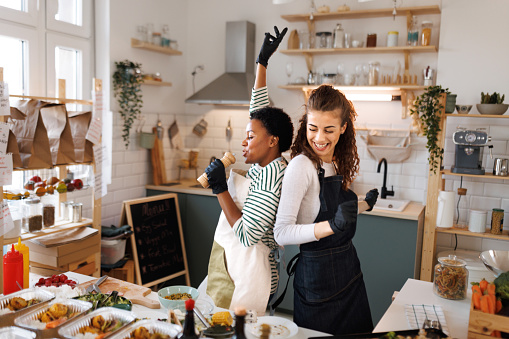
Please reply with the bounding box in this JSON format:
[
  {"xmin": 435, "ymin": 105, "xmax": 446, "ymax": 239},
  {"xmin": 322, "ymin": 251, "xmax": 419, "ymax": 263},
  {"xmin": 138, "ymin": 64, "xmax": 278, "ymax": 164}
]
[{"xmin": 0, "ymin": 122, "xmax": 9, "ymax": 154}]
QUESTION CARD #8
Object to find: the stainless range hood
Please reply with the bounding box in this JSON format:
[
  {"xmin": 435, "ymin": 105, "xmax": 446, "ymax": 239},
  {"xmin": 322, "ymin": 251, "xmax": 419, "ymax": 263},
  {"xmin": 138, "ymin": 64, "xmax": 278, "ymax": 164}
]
[{"xmin": 186, "ymin": 21, "xmax": 255, "ymax": 106}]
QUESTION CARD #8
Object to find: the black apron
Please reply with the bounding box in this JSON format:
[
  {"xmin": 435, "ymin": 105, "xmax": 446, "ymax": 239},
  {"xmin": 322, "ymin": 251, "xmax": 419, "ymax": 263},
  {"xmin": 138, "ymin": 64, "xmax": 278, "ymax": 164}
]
[{"xmin": 293, "ymin": 168, "xmax": 373, "ymax": 335}]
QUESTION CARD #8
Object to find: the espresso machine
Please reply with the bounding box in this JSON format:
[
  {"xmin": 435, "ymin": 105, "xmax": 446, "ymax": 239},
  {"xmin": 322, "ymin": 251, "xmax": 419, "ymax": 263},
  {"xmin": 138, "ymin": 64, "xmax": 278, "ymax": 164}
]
[{"xmin": 451, "ymin": 127, "xmax": 492, "ymax": 175}]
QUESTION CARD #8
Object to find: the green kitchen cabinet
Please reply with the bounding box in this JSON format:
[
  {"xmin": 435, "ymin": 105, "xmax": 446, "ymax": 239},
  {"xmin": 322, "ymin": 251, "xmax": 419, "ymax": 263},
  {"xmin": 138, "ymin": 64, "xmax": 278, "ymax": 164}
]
[
  {"xmin": 146, "ymin": 189, "xmax": 222, "ymax": 287},
  {"xmin": 354, "ymin": 213, "xmax": 424, "ymax": 325}
]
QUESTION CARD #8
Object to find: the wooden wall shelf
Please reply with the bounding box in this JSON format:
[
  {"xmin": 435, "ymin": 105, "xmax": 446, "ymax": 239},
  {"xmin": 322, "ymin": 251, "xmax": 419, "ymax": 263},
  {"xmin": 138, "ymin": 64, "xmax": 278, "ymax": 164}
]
[
  {"xmin": 281, "ymin": 46, "xmax": 437, "ymax": 55},
  {"xmin": 279, "ymin": 84, "xmax": 426, "ymax": 91},
  {"xmin": 3, "ymin": 218, "xmax": 93, "ymax": 245},
  {"xmin": 131, "ymin": 38, "xmax": 182, "ymax": 55},
  {"xmin": 281, "ymin": 5, "xmax": 441, "ymax": 22},
  {"xmin": 436, "ymin": 226, "xmax": 509, "ymax": 241},
  {"xmin": 143, "ymin": 80, "xmax": 172, "ymax": 87},
  {"xmin": 442, "ymin": 169, "xmax": 509, "ymax": 180},
  {"xmin": 445, "ymin": 113, "xmax": 509, "ymax": 119}
]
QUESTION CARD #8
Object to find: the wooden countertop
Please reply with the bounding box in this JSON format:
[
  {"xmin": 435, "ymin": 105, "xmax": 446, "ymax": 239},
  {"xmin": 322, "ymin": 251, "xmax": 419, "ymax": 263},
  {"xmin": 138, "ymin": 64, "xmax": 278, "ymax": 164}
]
[{"xmin": 147, "ymin": 182, "xmax": 425, "ymax": 221}]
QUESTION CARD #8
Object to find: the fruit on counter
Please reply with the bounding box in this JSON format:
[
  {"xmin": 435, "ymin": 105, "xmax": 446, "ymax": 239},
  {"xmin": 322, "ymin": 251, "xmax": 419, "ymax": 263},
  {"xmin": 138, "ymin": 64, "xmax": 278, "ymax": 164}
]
[
  {"xmin": 71, "ymin": 178, "xmax": 83, "ymax": 190},
  {"xmin": 24, "ymin": 180, "xmax": 36, "ymax": 190},
  {"xmin": 46, "ymin": 176, "xmax": 60, "ymax": 185},
  {"xmin": 34, "ymin": 181, "xmax": 46, "ymax": 189},
  {"xmin": 35, "ymin": 274, "xmax": 78, "ymax": 288},
  {"xmin": 30, "ymin": 175, "xmax": 42, "ymax": 183},
  {"xmin": 35, "ymin": 186, "xmax": 47, "ymax": 197},
  {"xmin": 66, "ymin": 182, "xmax": 75, "ymax": 192},
  {"xmin": 46, "ymin": 185, "xmax": 55, "ymax": 195},
  {"xmin": 63, "ymin": 178, "xmax": 71, "ymax": 184},
  {"xmin": 56, "ymin": 182, "xmax": 67, "ymax": 194},
  {"xmin": 3, "ymin": 190, "xmax": 30, "ymax": 200}
]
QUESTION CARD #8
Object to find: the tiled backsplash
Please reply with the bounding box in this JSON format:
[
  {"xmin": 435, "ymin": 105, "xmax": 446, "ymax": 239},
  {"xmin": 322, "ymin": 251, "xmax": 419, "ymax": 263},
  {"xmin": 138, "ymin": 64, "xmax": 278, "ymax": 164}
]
[{"xmin": 103, "ymin": 109, "xmax": 509, "ymax": 255}]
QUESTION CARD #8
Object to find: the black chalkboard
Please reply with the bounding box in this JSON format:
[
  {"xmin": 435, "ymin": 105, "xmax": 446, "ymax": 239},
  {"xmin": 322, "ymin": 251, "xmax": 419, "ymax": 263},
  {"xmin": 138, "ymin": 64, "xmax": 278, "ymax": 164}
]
[{"xmin": 122, "ymin": 193, "xmax": 190, "ymax": 287}]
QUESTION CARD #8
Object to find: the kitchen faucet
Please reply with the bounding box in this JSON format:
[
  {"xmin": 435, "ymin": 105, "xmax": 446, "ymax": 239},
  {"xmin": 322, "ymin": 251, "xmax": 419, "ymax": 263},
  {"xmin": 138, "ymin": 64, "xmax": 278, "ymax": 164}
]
[{"xmin": 377, "ymin": 158, "xmax": 394, "ymax": 199}]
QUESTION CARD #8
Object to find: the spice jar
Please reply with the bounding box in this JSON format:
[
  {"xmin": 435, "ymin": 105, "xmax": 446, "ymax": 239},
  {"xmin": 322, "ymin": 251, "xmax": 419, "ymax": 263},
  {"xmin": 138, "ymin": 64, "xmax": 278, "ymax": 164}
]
[
  {"xmin": 491, "ymin": 208, "xmax": 504, "ymax": 235},
  {"xmin": 421, "ymin": 21, "xmax": 433, "ymax": 46},
  {"xmin": 366, "ymin": 33, "xmax": 377, "ymax": 47},
  {"xmin": 22, "ymin": 197, "xmax": 43, "ymax": 232},
  {"xmin": 433, "ymin": 255, "xmax": 468, "ymax": 300},
  {"xmin": 152, "ymin": 32, "xmax": 162, "ymax": 46},
  {"xmin": 43, "ymin": 204, "xmax": 55, "ymax": 227},
  {"xmin": 387, "ymin": 31, "xmax": 399, "ymax": 47}
]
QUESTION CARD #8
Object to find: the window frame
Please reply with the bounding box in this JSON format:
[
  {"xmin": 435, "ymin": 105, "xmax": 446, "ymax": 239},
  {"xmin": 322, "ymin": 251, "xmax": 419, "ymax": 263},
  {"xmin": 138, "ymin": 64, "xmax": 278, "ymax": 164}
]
[
  {"xmin": 0, "ymin": 0, "xmax": 37, "ymax": 27},
  {"xmin": 46, "ymin": 0, "xmax": 92, "ymax": 39}
]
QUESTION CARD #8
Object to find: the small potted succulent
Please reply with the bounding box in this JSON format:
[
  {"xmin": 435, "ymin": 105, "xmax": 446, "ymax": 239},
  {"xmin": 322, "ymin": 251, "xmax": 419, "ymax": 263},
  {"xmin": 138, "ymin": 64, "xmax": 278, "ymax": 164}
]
[{"xmin": 477, "ymin": 92, "xmax": 508, "ymax": 115}]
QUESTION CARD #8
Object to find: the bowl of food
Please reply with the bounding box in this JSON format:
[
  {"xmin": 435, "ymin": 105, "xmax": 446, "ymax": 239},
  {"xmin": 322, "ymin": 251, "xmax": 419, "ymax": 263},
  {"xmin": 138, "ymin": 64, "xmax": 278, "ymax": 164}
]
[
  {"xmin": 157, "ymin": 286, "xmax": 199, "ymax": 311},
  {"xmin": 455, "ymin": 105, "xmax": 472, "ymax": 114},
  {"xmin": 476, "ymin": 103, "xmax": 509, "ymax": 115}
]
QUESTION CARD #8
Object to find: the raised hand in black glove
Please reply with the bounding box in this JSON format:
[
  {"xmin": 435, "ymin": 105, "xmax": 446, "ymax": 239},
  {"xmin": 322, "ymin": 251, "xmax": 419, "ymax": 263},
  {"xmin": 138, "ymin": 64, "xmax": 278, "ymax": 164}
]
[
  {"xmin": 256, "ymin": 26, "xmax": 288, "ymax": 68},
  {"xmin": 328, "ymin": 200, "xmax": 358, "ymax": 234},
  {"xmin": 364, "ymin": 188, "xmax": 379, "ymax": 211},
  {"xmin": 205, "ymin": 159, "xmax": 228, "ymax": 195}
]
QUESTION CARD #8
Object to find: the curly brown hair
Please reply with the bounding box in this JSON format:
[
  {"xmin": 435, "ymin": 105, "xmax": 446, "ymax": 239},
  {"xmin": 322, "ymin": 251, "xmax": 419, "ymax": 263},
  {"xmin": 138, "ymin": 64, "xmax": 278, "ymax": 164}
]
[{"xmin": 290, "ymin": 85, "xmax": 359, "ymax": 189}]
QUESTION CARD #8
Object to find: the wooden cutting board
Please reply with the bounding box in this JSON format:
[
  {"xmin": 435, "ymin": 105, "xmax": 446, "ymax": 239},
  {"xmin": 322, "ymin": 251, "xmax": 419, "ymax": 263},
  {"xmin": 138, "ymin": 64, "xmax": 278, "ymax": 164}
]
[{"xmin": 78, "ymin": 276, "xmax": 160, "ymax": 309}]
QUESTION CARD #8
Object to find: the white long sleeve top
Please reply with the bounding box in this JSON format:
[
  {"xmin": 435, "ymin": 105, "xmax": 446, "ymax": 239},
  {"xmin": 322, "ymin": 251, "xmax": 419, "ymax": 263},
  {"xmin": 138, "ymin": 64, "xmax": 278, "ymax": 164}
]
[{"xmin": 274, "ymin": 154, "xmax": 337, "ymax": 246}]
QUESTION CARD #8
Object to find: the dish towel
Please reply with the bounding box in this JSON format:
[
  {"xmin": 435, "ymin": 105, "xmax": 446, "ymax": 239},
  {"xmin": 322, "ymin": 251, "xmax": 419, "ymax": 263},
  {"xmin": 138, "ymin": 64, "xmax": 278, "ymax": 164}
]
[
  {"xmin": 404, "ymin": 304, "xmax": 450, "ymax": 336},
  {"xmin": 168, "ymin": 120, "xmax": 183, "ymax": 150}
]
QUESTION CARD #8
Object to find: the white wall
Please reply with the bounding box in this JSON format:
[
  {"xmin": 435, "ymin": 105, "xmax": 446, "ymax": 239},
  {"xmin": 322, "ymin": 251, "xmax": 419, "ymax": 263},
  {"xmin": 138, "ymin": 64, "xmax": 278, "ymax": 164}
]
[{"xmin": 103, "ymin": 0, "xmax": 509, "ymax": 254}]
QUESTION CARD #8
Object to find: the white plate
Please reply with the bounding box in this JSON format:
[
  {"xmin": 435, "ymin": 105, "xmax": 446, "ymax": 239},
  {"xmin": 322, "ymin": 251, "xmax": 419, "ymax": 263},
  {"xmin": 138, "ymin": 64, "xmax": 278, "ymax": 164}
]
[{"xmin": 246, "ymin": 316, "xmax": 298, "ymax": 339}]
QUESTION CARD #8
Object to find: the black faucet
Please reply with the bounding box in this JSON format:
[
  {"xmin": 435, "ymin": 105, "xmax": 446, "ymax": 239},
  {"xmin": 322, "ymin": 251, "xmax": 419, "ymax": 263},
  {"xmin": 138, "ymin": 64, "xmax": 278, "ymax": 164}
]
[{"xmin": 377, "ymin": 158, "xmax": 394, "ymax": 199}]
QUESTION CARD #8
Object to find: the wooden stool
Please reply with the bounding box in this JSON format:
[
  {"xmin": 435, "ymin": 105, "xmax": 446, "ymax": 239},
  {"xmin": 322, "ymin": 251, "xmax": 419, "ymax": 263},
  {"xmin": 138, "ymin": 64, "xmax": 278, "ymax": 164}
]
[{"xmin": 102, "ymin": 260, "xmax": 135, "ymax": 283}]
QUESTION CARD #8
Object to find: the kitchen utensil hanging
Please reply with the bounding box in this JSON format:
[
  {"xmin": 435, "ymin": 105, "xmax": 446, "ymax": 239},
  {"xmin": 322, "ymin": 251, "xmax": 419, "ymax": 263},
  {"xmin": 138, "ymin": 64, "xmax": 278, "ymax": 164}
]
[
  {"xmin": 193, "ymin": 118, "xmax": 208, "ymax": 137},
  {"xmin": 136, "ymin": 116, "xmax": 156, "ymax": 149}
]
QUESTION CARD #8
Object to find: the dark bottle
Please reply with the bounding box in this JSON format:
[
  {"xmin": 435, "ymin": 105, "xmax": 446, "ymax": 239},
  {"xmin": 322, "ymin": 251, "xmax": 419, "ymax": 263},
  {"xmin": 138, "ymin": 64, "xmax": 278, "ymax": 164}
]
[
  {"xmin": 179, "ymin": 299, "xmax": 199, "ymax": 339},
  {"xmin": 232, "ymin": 307, "xmax": 247, "ymax": 339}
]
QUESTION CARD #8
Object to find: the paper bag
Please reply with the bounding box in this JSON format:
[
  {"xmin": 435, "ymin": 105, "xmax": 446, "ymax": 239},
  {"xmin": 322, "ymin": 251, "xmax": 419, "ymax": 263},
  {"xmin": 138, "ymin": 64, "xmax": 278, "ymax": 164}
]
[
  {"xmin": 68, "ymin": 111, "xmax": 94, "ymax": 163},
  {"xmin": 10, "ymin": 99, "xmax": 52, "ymax": 168},
  {"xmin": 39, "ymin": 104, "xmax": 76, "ymax": 165},
  {"xmin": 6, "ymin": 130, "xmax": 22, "ymax": 168}
]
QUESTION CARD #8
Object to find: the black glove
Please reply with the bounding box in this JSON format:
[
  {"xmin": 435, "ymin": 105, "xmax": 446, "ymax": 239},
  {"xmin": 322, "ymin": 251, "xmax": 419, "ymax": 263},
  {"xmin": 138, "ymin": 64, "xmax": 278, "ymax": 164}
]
[
  {"xmin": 364, "ymin": 188, "xmax": 379, "ymax": 211},
  {"xmin": 256, "ymin": 26, "xmax": 288, "ymax": 68},
  {"xmin": 328, "ymin": 200, "xmax": 358, "ymax": 234},
  {"xmin": 205, "ymin": 159, "xmax": 228, "ymax": 195}
]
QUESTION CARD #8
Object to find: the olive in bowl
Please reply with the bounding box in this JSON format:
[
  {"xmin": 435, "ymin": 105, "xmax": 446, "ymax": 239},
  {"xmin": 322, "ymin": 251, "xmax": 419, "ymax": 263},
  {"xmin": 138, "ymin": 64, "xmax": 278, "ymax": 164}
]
[{"xmin": 157, "ymin": 286, "xmax": 199, "ymax": 311}]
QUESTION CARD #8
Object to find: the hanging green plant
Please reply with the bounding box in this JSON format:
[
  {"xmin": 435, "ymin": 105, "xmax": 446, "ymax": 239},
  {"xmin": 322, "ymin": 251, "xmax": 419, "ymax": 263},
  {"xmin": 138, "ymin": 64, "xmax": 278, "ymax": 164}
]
[
  {"xmin": 410, "ymin": 85, "xmax": 451, "ymax": 173},
  {"xmin": 113, "ymin": 60, "xmax": 144, "ymax": 149}
]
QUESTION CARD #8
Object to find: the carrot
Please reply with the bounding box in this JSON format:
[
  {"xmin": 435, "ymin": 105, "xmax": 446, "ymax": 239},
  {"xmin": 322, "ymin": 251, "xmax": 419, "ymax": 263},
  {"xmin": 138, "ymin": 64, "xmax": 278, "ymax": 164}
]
[
  {"xmin": 487, "ymin": 283, "xmax": 496, "ymax": 296},
  {"xmin": 496, "ymin": 299, "xmax": 503, "ymax": 313},
  {"xmin": 491, "ymin": 330, "xmax": 501, "ymax": 338},
  {"xmin": 472, "ymin": 284, "xmax": 482, "ymax": 295},
  {"xmin": 480, "ymin": 295, "xmax": 490, "ymax": 313},
  {"xmin": 486, "ymin": 294, "xmax": 496, "ymax": 314},
  {"xmin": 473, "ymin": 291, "xmax": 482, "ymax": 310},
  {"xmin": 45, "ymin": 317, "xmax": 67, "ymax": 329},
  {"xmin": 479, "ymin": 279, "xmax": 489, "ymax": 294}
]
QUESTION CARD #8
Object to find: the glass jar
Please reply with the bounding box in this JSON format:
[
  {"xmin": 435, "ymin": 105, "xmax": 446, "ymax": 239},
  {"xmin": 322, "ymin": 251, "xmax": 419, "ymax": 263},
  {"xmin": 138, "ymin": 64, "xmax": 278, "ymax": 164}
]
[
  {"xmin": 161, "ymin": 24, "xmax": 171, "ymax": 47},
  {"xmin": 316, "ymin": 32, "xmax": 332, "ymax": 48},
  {"xmin": 22, "ymin": 197, "xmax": 43, "ymax": 232},
  {"xmin": 368, "ymin": 61, "xmax": 380, "ymax": 85},
  {"xmin": 421, "ymin": 21, "xmax": 433, "ymax": 46},
  {"xmin": 333, "ymin": 23, "xmax": 345, "ymax": 48},
  {"xmin": 491, "ymin": 208, "xmax": 504, "ymax": 235},
  {"xmin": 433, "ymin": 255, "xmax": 468, "ymax": 300},
  {"xmin": 366, "ymin": 33, "xmax": 377, "ymax": 47},
  {"xmin": 43, "ymin": 203, "xmax": 55, "ymax": 227},
  {"xmin": 407, "ymin": 15, "xmax": 418, "ymax": 46},
  {"xmin": 152, "ymin": 32, "xmax": 162, "ymax": 46}
]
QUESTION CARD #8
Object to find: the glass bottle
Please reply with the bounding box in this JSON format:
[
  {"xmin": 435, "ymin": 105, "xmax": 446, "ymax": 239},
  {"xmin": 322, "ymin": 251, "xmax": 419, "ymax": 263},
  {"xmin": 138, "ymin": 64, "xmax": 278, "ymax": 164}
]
[
  {"xmin": 162, "ymin": 24, "xmax": 171, "ymax": 47},
  {"xmin": 421, "ymin": 21, "xmax": 433, "ymax": 46},
  {"xmin": 179, "ymin": 299, "xmax": 199, "ymax": 339},
  {"xmin": 407, "ymin": 15, "xmax": 418, "ymax": 46},
  {"xmin": 433, "ymin": 255, "xmax": 468, "ymax": 300},
  {"xmin": 333, "ymin": 23, "xmax": 345, "ymax": 48},
  {"xmin": 232, "ymin": 307, "xmax": 247, "ymax": 339}
]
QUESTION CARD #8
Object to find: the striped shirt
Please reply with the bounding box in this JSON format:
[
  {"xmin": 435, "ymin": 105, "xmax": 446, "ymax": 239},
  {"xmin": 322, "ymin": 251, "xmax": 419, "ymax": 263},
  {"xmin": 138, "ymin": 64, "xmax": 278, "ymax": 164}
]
[{"xmin": 232, "ymin": 86, "xmax": 284, "ymax": 293}]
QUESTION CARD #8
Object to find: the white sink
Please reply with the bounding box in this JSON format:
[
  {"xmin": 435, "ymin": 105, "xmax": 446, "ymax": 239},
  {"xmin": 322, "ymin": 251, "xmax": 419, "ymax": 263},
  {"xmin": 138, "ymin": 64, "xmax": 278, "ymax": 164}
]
[{"xmin": 373, "ymin": 198, "xmax": 410, "ymax": 212}]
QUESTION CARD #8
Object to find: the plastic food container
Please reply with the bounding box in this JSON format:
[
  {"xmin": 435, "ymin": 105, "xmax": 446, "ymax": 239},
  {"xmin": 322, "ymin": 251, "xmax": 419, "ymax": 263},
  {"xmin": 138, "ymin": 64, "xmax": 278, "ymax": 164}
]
[
  {"xmin": 108, "ymin": 319, "xmax": 182, "ymax": 339},
  {"xmin": 433, "ymin": 255, "xmax": 468, "ymax": 300},
  {"xmin": 15, "ymin": 298, "xmax": 92, "ymax": 331},
  {"xmin": 0, "ymin": 326, "xmax": 36, "ymax": 339},
  {"xmin": 58, "ymin": 307, "xmax": 135, "ymax": 338},
  {"xmin": 101, "ymin": 238, "xmax": 127, "ymax": 265}
]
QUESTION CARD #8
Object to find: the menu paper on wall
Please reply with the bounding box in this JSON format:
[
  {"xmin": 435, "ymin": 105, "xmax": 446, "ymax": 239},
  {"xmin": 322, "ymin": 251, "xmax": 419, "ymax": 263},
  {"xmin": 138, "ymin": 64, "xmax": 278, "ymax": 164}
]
[
  {"xmin": 93, "ymin": 144, "xmax": 107, "ymax": 198},
  {"xmin": 0, "ymin": 122, "xmax": 9, "ymax": 154},
  {"xmin": 0, "ymin": 200, "xmax": 14, "ymax": 237},
  {"xmin": 86, "ymin": 90, "xmax": 103, "ymax": 145},
  {"xmin": 0, "ymin": 153, "xmax": 13, "ymax": 186},
  {"xmin": 0, "ymin": 81, "xmax": 9, "ymax": 116}
]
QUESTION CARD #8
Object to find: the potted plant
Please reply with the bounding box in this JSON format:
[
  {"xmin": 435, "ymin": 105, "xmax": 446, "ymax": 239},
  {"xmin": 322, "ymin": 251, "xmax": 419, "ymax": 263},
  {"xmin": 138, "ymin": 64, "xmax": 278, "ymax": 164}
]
[
  {"xmin": 476, "ymin": 92, "xmax": 508, "ymax": 115},
  {"xmin": 113, "ymin": 60, "xmax": 144, "ymax": 148},
  {"xmin": 410, "ymin": 85, "xmax": 451, "ymax": 173}
]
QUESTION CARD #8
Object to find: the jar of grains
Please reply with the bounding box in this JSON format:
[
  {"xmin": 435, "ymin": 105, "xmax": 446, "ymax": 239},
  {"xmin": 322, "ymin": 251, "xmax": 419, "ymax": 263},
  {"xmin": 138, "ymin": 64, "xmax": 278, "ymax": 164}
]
[
  {"xmin": 421, "ymin": 21, "xmax": 433, "ymax": 46},
  {"xmin": 491, "ymin": 208, "xmax": 504, "ymax": 235},
  {"xmin": 22, "ymin": 197, "xmax": 43, "ymax": 232},
  {"xmin": 43, "ymin": 204, "xmax": 55, "ymax": 227},
  {"xmin": 433, "ymin": 255, "xmax": 468, "ymax": 300}
]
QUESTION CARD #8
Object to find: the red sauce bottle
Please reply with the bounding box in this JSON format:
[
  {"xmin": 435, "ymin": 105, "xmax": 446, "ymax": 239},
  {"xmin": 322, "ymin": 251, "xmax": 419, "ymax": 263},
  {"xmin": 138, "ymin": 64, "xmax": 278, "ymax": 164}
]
[{"xmin": 3, "ymin": 244, "xmax": 24, "ymax": 295}]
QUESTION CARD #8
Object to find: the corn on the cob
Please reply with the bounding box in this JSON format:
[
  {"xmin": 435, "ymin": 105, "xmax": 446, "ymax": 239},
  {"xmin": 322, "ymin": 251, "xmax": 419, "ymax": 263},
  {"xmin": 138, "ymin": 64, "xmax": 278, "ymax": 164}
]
[{"xmin": 211, "ymin": 311, "xmax": 233, "ymax": 326}]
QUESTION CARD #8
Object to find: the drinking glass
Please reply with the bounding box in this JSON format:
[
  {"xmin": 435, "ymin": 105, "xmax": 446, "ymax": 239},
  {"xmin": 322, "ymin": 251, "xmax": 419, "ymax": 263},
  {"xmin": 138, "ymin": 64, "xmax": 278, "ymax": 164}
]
[
  {"xmin": 286, "ymin": 62, "xmax": 293, "ymax": 84},
  {"xmin": 355, "ymin": 64, "xmax": 363, "ymax": 85}
]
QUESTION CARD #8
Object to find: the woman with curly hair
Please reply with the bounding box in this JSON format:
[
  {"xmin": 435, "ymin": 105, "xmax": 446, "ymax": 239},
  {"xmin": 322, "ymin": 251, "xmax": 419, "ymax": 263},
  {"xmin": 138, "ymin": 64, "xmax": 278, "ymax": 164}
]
[{"xmin": 273, "ymin": 85, "xmax": 378, "ymax": 335}]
